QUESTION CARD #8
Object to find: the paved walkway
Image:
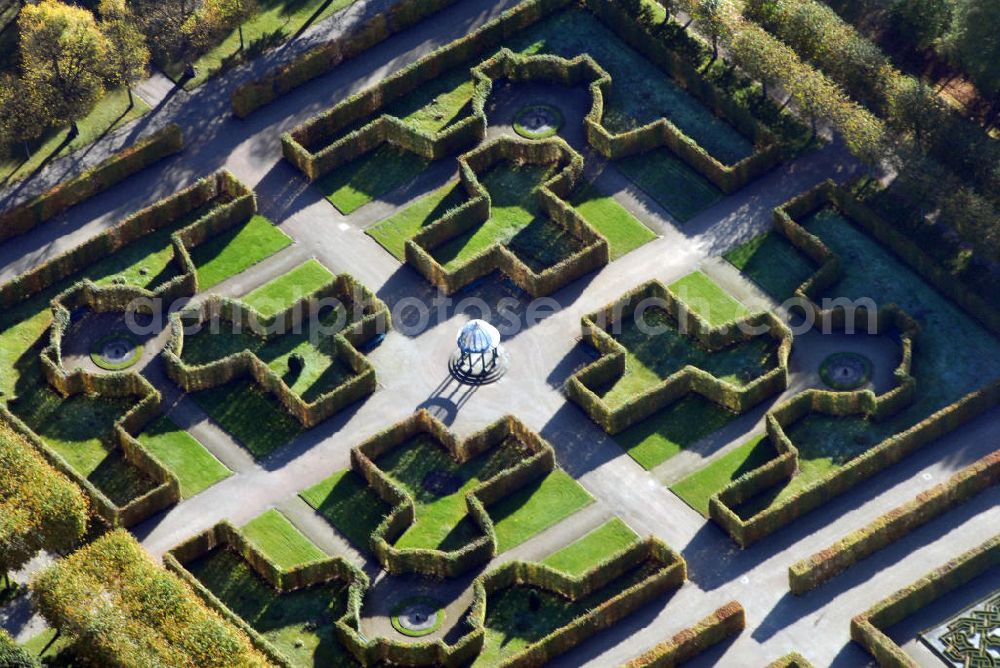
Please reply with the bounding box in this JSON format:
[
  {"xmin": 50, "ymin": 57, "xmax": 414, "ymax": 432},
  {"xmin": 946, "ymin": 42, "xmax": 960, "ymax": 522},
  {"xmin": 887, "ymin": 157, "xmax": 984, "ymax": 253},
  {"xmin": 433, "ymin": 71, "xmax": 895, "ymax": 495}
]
[{"xmin": 1, "ymin": 1, "xmax": 999, "ymax": 665}]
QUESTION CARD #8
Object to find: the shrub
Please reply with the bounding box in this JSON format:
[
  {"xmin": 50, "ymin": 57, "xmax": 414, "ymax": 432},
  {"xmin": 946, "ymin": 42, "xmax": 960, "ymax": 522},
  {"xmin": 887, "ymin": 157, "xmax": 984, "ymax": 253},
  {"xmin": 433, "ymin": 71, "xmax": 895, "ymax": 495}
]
[
  {"xmin": 350, "ymin": 411, "xmax": 556, "ymax": 578},
  {"xmin": 0, "ymin": 124, "xmax": 184, "ymax": 243},
  {"xmin": 623, "ymin": 601, "xmax": 745, "ymax": 667},
  {"xmin": 708, "ymin": 181, "xmax": 1000, "ymax": 548},
  {"xmin": 230, "ymin": 0, "xmax": 461, "ymax": 117},
  {"xmin": 162, "ymin": 274, "xmax": 389, "ymax": 429},
  {"xmin": 0, "ymin": 419, "xmax": 89, "ymax": 585},
  {"xmin": 32, "ymin": 530, "xmax": 272, "ymax": 668},
  {"xmin": 851, "ymin": 533, "xmax": 1000, "ymax": 666},
  {"xmin": 0, "ymin": 629, "xmax": 38, "ymax": 668},
  {"xmin": 403, "ymin": 135, "xmax": 609, "ymax": 296},
  {"xmin": 789, "ymin": 449, "xmax": 1000, "ymax": 594},
  {"xmin": 566, "ymin": 278, "xmax": 791, "ymax": 434}
]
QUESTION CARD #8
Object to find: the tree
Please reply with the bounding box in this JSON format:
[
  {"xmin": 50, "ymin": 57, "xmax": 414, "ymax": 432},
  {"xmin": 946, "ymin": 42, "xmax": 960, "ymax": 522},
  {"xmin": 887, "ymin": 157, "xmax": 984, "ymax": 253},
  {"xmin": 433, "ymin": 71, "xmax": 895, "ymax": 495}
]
[
  {"xmin": 18, "ymin": 0, "xmax": 109, "ymax": 136},
  {"xmin": 0, "ymin": 74, "xmax": 49, "ymax": 160},
  {"xmin": 690, "ymin": 0, "xmax": 734, "ymax": 62},
  {"xmin": 98, "ymin": 0, "xmax": 149, "ymax": 108},
  {"xmin": 0, "ymin": 421, "xmax": 88, "ymax": 591},
  {"xmin": 183, "ymin": 0, "xmax": 257, "ymax": 58},
  {"xmin": 887, "ymin": 76, "xmax": 941, "ymax": 145},
  {"xmin": 788, "ymin": 61, "xmax": 846, "ymax": 136},
  {"xmin": 133, "ymin": 0, "xmax": 197, "ymax": 67},
  {"xmin": 947, "ymin": 0, "xmax": 1000, "ymax": 125},
  {"xmin": 890, "ymin": 0, "xmax": 953, "ymax": 51},
  {"xmin": 728, "ymin": 20, "xmax": 798, "ymax": 100}
]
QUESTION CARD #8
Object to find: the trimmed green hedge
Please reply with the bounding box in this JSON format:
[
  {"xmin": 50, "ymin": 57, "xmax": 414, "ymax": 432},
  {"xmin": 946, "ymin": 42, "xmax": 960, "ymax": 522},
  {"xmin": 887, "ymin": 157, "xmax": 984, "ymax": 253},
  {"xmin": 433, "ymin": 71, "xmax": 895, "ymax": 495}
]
[
  {"xmin": 765, "ymin": 653, "xmax": 815, "ymax": 668},
  {"xmin": 168, "ymin": 517, "xmax": 685, "ymax": 667},
  {"xmin": 349, "ymin": 410, "xmax": 557, "ymax": 578},
  {"xmin": 621, "ymin": 601, "xmax": 745, "ymax": 667},
  {"xmin": 0, "ymin": 125, "xmax": 184, "ymax": 243},
  {"xmin": 281, "ymin": 0, "xmax": 789, "ymax": 194},
  {"xmin": 163, "ymin": 273, "xmax": 389, "ymax": 429},
  {"xmin": 708, "ymin": 181, "xmax": 1000, "ymax": 548},
  {"xmin": 851, "ymin": 533, "xmax": 1000, "ymax": 667},
  {"xmin": 165, "ymin": 520, "xmax": 364, "ymax": 667},
  {"xmin": 566, "ymin": 279, "xmax": 791, "ymax": 434},
  {"xmin": 469, "ymin": 538, "xmax": 686, "ymax": 667},
  {"xmin": 403, "ymin": 135, "xmax": 609, "ymax": 296},
  {"xmin": 33, "ymin": 530, "xmax": 272, "ymax": 667},
  {"xmin": 0, "ymin": 170, "xmax": 263, "ymax": 527},
  {"xmin": 230, "ymin": 0, "xmax": 461, "ymax": 118},
  {"xmin": 789, "ymin": 449, "xmax": 1000, "ymax": 594}
]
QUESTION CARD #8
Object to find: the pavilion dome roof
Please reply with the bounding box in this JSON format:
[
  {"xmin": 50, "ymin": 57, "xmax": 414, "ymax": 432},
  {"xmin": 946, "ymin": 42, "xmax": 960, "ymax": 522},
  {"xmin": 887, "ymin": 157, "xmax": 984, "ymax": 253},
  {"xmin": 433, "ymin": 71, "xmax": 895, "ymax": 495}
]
[{"xmin": 456, "ymin": 319, "xmax": 501, "ymax": 354}]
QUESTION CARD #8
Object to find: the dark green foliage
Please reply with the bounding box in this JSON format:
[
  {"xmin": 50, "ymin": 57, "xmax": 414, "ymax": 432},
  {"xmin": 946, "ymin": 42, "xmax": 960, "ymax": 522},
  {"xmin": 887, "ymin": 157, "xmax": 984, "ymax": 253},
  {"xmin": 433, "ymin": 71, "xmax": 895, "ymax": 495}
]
[
  {"xmin": 622, "ymin": 601, "xmax": 745, "ymax": 667},
  {"xmin": 890, "ymin": 0, "xmax": 953, "ymax": 51},
  {"xmin": 0, "ymin": 629, "xmax": 38, "ymax": 668}
]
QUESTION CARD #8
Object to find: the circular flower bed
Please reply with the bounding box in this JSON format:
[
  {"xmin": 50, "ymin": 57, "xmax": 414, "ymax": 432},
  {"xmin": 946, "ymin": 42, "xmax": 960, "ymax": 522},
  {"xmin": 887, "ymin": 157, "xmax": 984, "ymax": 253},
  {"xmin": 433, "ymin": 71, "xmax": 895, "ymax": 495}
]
[
  {"xmin": 513, "ymin": 104, "xmax": 564, "ymax": 139},
  {"xmin": 819, "ymin": 352, "xmax": 873, "ymax": 391},
  {"xmin": 90, "ymin": 333, "xmax": 144, "ymax": 371},
  {"xmin": 390, "ymin": 597, "xmax": 445, "ymax": 638}
]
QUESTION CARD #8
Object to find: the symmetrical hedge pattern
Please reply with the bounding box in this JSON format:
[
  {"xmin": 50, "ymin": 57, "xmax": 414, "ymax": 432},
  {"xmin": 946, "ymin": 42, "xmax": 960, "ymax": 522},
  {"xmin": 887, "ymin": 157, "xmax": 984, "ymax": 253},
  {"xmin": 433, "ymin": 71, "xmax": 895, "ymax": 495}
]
[
  {"xmin": 403, "ymin": 136, "xmax": 609, "ymax": 296},
  {"xmin": 789, "ymin": 449, "xmax": 1000, "ymax": 594},
  {"xmin": 168, "ymin": 512, "xmax": 687, "ymax": 667},
  {"xmin": 621, "ymin": 601, "xmax": 746, "ymax": 667},
  {"xmin": 851, "ymin": 533, "xmax": 1000, "ymax": 667},
  {"xmin": 0, "ymin": 124, "xmax": 184, "ymax": 243},
  {"xmin": 32, "ymin": 530, "xmax": 271, "ymax": 668},
  {"xmin": 765, "ymin": 653, "xmax": 815, "ymax": 668},
  {"xmin": 709, "ymin": 181, "xmax": 1000, "ymax": 547},
  {"xmin": 283, "ymin": 14, "xmax": 785, "ymax": 189},
  {"xmin": 348, "ymin": 410, "xmax": 558, "ymax": 578},
  {"xmin": 163, "ymin": 273, "xmax": 390, "ymax": 429},
  {"xmin": 1, "ymin": 171, "xmax": 267, "ymax": 527},
  {"xmin": 566, "ymin": 279, "xmax": 791, "ymax": 434}
]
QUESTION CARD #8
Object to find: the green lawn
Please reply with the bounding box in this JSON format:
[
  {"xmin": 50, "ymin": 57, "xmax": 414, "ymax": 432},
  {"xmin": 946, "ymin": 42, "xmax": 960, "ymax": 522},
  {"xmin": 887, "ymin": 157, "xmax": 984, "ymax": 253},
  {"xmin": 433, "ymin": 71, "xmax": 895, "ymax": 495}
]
[
  {"xmin": 19, "ymin": 628, "xmax": 74, "ymax": 664},
  {"xmin": 668, "ymin": 271, "xmax": 750, "ymax": 326},
  {"xmin": 375, "ymin": 434, "xmax": 530, "ymax": 552},
  {"xmin": 670, "ymin": 434, "xmax": 777, "ymax": 516},
  {"xmin": 430, "ymin": 162, "xmax": 583, "ymax": 273},
  {"xmin": 191, "ymin": 381, "xmax": 301, "ymax": 458},
  {"xmin": 137, "ymin": 417, "xmax": 231, "ymax": 498},
  {"xmin": 10, "ymin": 387, "xmax": 157, "ymax": 506},
  {"xmin": 541, "ymin": 518, "xmax": 639, "ymax": 576},
  {"xmin": 0, "ymin": 89, "xmax": 149, "ymax": 185},
  {"xmin": 509, "ymin": 8, "xmax": 755, "ymax": 163},
  {"xmin": 170, "ymin": 0, "xmax": 360, "ymax": 89},
  {"xmin": 242, "ymin": 258, "xmax": 335, "ymax": 316},
  {"xmin": 366, "ymin": 182, "xmax": 467, "ymax": 260},
  {"xmin": 241, "ymin": 509, "xmax": 327, "ymax": 570},
  {"xmin": 300, "ymin": 469, "xmax": 388, "ymax": 552},
  {"xmin": 615, "ymin": 149, "xmax": 722, "ymax": 223},
  {"xmin": 191, "ymin": 215, "xmax": 292, "ymax": 289},
  {"xmin": 316, "ymin": 145, "xmax": 430, "ymax": 215},
  {"xmin": 472, "ymin": 557, "xmax": 661, "ymax": 667},
  {"xmin": 489, "ymin": 469, "xmax": 594, "ymax": 552},
  {"xmin": 724, "ymin": 231, "xmax": 816, "ymax": 301},
  {"xmin": 300, "ymin": 462, "xmax": 592, "ymax": 556},
  {"xmin": 595, "ymin": 306, "xmax": 779, "ymax": 409},
  {"xmin": 568, "ymin": 183, "xmax": 657, "ymax": 259},
  {"xmin": 722, "ymin": 207, "xmax": 1000, "ymax": 520},
  {"xmin": 187, "ymin": 549, "xmax": 356, "ymax": 667},
  {"xmin": 367, "ymin": 178, "xmax": 654, "ymax": 263},
  {"xmin": 181, "ymin": 302, "xmax": 357, "ymax": 403},
  {"xmin": 613, "ymin": 395, "xmax": 737, "ymax": 470}
]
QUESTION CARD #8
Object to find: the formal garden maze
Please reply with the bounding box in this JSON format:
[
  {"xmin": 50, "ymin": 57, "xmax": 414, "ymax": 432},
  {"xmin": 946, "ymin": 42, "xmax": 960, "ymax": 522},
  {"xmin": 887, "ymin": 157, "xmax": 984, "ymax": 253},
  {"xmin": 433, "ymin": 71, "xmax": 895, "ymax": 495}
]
[{"xmin": 1, "ymin": 0, "xmax": 1000, "ymax": 666}]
